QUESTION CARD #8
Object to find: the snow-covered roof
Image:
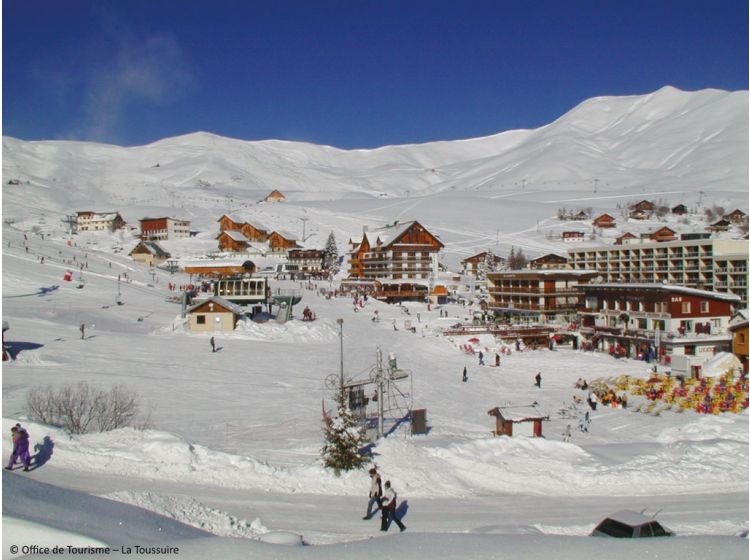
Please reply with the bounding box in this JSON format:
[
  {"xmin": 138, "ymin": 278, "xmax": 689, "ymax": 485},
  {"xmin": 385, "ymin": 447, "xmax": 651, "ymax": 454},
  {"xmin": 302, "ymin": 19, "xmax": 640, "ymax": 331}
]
[
  {"xmin": 244, "ymin": 220, "xmax": 269, "ymax": 232},
  {"xmin": 220, "ymin": 230, "xmax": 250, "ymax": 242},
  {"xmin": 488, "ymin": 404, "xmax": 548, "ymax": 421},
  {"xmin": 187, "ymin": 295, "xmax": 245, "ymax": 316},
  {"xmin": 219, "ymin": 213, "xmax": 243, "ymax": 224},
  {"xmin": 582, "ymin": 283, "xmax": 742, "ymax": 303},
  {"xmin": 272, "ymin": 230, "xmax": 297, "ymax": 241},
  {"xmin": 131, "ymin": 241, "xmax": 169, "ymax": 258},
  {"xmin": 598, "ymin": 510, "xmax": 657, "ymax": 527}
]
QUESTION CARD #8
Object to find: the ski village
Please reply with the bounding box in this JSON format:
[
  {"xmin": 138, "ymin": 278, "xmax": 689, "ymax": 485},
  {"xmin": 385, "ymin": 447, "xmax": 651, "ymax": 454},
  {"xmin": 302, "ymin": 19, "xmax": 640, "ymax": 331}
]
[{"xmin": 2, "ymin": 88, "xmax": 749, "ymax": 559}]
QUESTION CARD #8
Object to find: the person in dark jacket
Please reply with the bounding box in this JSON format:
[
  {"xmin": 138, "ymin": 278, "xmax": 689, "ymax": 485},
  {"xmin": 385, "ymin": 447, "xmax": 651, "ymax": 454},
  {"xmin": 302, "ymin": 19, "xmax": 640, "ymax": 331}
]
[
  {"xmin": 462, "ymin": 366, "xmax": 468, "ymax": 382},
  {"xmin": 210, "ymin": 336, "xmax": 216, "ymax": 353},
  {"xmin": 380, "ymin": 481, "xmax": 406, "ymax": 532},
  {"xmin": 363, "ymin": 468, "xmax": 383, "ymax": 519},
  {"xmin": 535, "ymin": 372, "xmax": 542, "ymax": 388}
]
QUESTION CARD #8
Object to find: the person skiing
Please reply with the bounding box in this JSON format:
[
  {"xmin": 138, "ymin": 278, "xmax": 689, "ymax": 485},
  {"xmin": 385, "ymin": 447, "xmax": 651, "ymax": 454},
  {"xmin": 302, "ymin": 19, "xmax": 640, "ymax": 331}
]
[
  {"xmin": 380, "ymin": 481, "xmax": 406, "ymax": 532},
  {"xmin": 478, "ymin": 351, "xmax": 484, "ymax": 366},
  {"xmin": 363, "ymin": 467, "xmax": 383, "ymax": 520},
  {"xmin": 579, "ymin": 411, "xmax": 591, "ymax": 433},
  {"xmin": 210, "ymin": 336, "xmax": 216, "ymax": 353},
  {"xmin": 535, "ymin": 372, "xmax": 542, "ymax": 388},
  {"xmin": 462, "ymin": 366, "xmax": 468, "ymax": 383},
  {"xmin": 562, "ymin": 424, "xmax": 572, "ymax": 442},
  {"xmin": 495, "ymin": 353, "xmax": 500, "ymax": 367},
  {"xmin": 80, "ymin": 323, "xmax": 85, "ymax": 340}
]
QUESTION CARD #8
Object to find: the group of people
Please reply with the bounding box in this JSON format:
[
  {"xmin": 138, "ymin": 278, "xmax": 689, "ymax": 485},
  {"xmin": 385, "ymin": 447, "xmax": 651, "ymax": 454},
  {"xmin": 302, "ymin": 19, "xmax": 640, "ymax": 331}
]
[
  {"xmin": 363, "ymin": 467, "xmax": 406, "ymax": 532},
  {"xmin": 6, "ymin": 424, "xmax": 31, "ymax": 472}
]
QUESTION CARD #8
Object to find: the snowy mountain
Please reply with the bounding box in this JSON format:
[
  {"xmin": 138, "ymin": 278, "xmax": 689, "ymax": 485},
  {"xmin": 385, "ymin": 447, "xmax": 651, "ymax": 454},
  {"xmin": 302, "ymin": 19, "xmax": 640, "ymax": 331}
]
[{"xmin": 3, "ymin": 87, "xmax": 747, "ymax": 264}]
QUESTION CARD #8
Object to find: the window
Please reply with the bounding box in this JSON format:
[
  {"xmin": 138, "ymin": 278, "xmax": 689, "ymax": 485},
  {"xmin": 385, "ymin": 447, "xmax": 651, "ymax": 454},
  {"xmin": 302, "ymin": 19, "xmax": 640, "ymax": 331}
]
[
  {"xmin": 196, "ymin": 315, "xmax": 206, "ymax": 325},
  {"xmin": 594, "ymin": 519, "xmax": 635, "ymax": 538},
  {"xmin": 700, "ymin": 301, "xmax": 709, "ymax": 313},
  {"xmin": 739, "ymin": 333, "xmax": 746, "ymax": 344},
  {"xmin": 681, "ymin": 302, "xmax": 691, "ymax": 313}
]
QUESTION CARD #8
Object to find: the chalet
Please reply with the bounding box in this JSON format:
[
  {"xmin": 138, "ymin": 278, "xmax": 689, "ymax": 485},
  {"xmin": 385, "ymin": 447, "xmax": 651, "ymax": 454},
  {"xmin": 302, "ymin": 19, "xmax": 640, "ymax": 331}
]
[
  {"xmin": 631, "ymin": 200, "xmax": 655, "ymax": 213},
  {"xmin": 267, "ymin": 231, "xmax": 299, "ymax": 253},
  {"xmin": 217, "ymin": 214, "xmax": 243, "ymax": 232},
  {"xmin": 562, "ymin": 231, "xmax": 585, "ymax": 243},
  {"xmin": 592, "ymin": 214, "xmax": 616, "ymax": 229},
  {"xmin": 348, "ymin": 221, "xmax": 444, "ymax": 302},
  {"xmin": 615, "ymin": 232, "xmax": 638, "ymax": 245},
  {"xmin": 263, "ymin": 190, "xmax": 286, "ymax": 203},
  {"xmin": 139, "ymin": 217, "xmax": 190, "ymax": 241},
  {"xmin": 487, "ymin": 269, "xmax": 596, "ymax": 324},
  {"xmin": 239, "ymin": 221, "xmax": 269, "ymax": 242},
  {"xmin": 528, "ymin": 253, "xmax": 568, "ymax": 269},
  {"xmin": 187, "ymin": 296, "xmax": 245, "ymax": 333},
  {"xmin": 707, "ymin": 219, "xmax": 731, "ymax": 232},
  {"xmin": 128, "ymin": 241, "xmax": 170, "ymax": 266},
  {"xmin": 729, "ymin": 310, "xmax": 749, "ymax": 373},
  {"xmin": 287, "ymin": 249, "xmax": 325, "ymax": 277},
  {"xmin": 577, "ymin": 283, "xmax": 741, "ymax": 364},
  {"xmin": 724, "ymin": 209, "xmax": 747, "ymax": 225},
  {"xmin": 672, "ymin": 204, "xmax": 688, "ymax": 215},
  {"xmin": 487, "ymin": 405, "xmax": 549, "ymax": 437},
  {"xmin": 217, "ymin": 230, "xmax": 250, "ymax": 252},
  {"xmin": 629, "ymin": 209, "xmax": 650, "ymax": 221},
  {"xmin": 649, "ymin": 226, "xmax": 677, "ymax": 243},
  {"xmin": 571, "ymin": 211, "xmax": 589, "ymax": 221},
  {"xmin": 75, "ymin": 211, "xmax": 125, "ymax": 232},
  {"xmin": 461, "ymin": 251, "xmax": 505, "ymax": 276}
]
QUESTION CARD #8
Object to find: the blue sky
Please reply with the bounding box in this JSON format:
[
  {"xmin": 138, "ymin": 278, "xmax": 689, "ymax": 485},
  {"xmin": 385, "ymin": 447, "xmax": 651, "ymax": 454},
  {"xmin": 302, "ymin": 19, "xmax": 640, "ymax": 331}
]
[{"xmin": 3, "ymin": 0, "xmax": 748, "ymax": 149}]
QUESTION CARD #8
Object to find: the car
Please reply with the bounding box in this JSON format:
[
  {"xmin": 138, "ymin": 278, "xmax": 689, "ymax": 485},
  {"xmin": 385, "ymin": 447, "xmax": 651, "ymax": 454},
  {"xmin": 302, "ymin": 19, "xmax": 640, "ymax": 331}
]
[{"xmin": 591, "ymin": 510, "xmax": 674, "ymax": 538}]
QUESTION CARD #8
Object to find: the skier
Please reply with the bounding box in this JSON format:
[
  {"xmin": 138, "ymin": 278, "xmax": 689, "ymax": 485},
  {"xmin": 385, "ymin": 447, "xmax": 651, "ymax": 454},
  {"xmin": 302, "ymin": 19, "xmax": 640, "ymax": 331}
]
[
  {"xmin": 478, "ymin": 351, "xmax": 484, "ymax": 366},
  {"xmin": 535, "ymin": 372, "xmax": 542, "ymax": 388},
  {"xmin": 210, "ymin": 336, "xmax": 216, "ymax": 353},
  {"xmin": 562, "ymin": 424, "xmax": 572, "ymax": 442},
  {"xmin": 380, "ymin": 481, "xmax": 406, "ymax": 532},
  {"xmin": 462, "ymin": 366, "xmax": 468, "ymax": 383},
  {"xmin": 80, "ymin": 323, "xmax": 85, "ymax": 340},
  {"xmin": 495, "ymin": 353, "xmax": 500, "ymax": 367},
  {"xmin": 363, "ymin": 467, "xmax": 383, "ymax": 520}
]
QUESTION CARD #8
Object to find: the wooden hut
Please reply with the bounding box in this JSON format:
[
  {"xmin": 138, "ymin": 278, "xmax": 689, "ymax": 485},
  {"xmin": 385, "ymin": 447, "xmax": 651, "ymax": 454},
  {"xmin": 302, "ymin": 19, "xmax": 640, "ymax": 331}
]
[{"xmin": 487, "ymin": 404, "xmax": 549, "ymax": 437}]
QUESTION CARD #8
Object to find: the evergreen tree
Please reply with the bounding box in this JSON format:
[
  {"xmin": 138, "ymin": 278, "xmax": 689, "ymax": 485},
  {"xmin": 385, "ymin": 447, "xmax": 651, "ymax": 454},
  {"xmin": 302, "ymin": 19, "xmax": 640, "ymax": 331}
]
[
  {"xmin": 323, "ymin": 231, "xmax": 340, "ymax": 275},
  {"xmin": 321, "ymin": 387, "xmax": 369, "ymax": 475}
]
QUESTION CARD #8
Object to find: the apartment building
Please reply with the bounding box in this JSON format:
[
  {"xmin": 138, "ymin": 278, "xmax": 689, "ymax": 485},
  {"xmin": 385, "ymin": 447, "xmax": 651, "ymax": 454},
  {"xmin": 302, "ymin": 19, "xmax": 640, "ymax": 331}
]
[
  {"xmin": 486, "ymin": 269, "xmax": 597, "ymax": 324},
  {"xmin": 75, "ymin": 211, "xmax": 125, "ymax": 232},
  {"xmin": 139, "ymin": 217, "xmax": 190, "ymax": 241},
  {"xmin": 567, "ymin": 238, "xmax": 748, "ymax": 307}
]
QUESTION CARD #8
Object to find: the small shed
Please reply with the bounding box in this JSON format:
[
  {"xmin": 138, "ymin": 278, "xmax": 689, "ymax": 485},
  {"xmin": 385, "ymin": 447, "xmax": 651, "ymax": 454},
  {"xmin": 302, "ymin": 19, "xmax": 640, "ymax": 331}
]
[
  {"xmin": 186, "ymin": 296, "xmax": 245, "ymax": 332},
  {"xmin": 488, "ymin": 404, "xmax": 549, "ymax": 437}
]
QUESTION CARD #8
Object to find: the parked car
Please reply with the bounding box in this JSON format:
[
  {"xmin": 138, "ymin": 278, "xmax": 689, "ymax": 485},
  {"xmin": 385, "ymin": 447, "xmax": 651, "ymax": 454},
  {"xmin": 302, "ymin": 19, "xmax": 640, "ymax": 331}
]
[{"xmin": 591, "ymin": 510, "xmax": 673, "ymax": 538}]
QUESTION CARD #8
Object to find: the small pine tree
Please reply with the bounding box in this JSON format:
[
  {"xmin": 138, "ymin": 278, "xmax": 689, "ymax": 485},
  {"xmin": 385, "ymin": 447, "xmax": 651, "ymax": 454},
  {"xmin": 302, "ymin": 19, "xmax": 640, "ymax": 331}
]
[
  {"xmin": 323, "ymin": 231, "xmax": 340, "ymax": 275},
  {"xmin": 321, "ymin": 388, "xmax": 368, "ymax": 475}
]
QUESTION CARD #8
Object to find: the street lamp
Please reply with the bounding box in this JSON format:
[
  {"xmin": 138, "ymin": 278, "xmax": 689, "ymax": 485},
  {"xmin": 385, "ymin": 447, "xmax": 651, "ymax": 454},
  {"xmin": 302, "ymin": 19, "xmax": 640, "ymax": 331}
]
[{"xmin": 337, "ymin": 318, "xmax": 344, "ymax": 388}]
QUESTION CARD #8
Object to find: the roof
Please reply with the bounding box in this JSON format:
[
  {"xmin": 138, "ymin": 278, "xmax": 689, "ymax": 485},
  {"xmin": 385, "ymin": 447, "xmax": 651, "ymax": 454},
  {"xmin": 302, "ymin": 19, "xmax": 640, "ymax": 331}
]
[
  {"xmin": 129, "ymin": 241, "xmax": 170, "ymax": 258},
  {"xmin": 243, "ymin": 220, "xmax": 269, "ymax": 232},
  {"xmin": 187, "ymin": 296, "xmax": 246, "ymax": 316},
  {"xmin": 271, "ymin": 230, "xmax": 298, "ymax": 241},
  {"xmin": 580, "ymin": 283, "xmax": 742, "ymax": 303},
  {"xmin": 598, "ymin": 510, "xmax": 656, "ymax": 527},
  {"xmin": 218, "ymin": 214, "xmax": 243, "ymax": 224},
  {"xmin": 487, "ymin": 404, "xmax": 548, "ymax": 421},
  {"xmin": 219, "ymin": 230, "xmax": 250, "ymax": 242}
]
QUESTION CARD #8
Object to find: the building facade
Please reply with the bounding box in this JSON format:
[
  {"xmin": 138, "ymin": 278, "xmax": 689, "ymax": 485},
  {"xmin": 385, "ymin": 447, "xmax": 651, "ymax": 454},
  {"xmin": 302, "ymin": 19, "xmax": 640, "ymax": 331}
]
[
  {"xmin": 76, "ymin": 211, "xmax": 125, "ymax": 232},
  {"xmin": 567, "ymin": 239, "xmax": 748, "ymax": 307},
  {"xmin": 486, "ymin": 269, "xmax": 597, "ymax": 324},
  {"xmin": 576, "ymin": 283, "xmax": 740, "ymax": 363},
  {"xmin": 287, "ymin": 249, "xmax": 325, "ymax": 277},
  {"xmin": 140, "ymin": 217, "xmax": 190, "ymax": 240}
]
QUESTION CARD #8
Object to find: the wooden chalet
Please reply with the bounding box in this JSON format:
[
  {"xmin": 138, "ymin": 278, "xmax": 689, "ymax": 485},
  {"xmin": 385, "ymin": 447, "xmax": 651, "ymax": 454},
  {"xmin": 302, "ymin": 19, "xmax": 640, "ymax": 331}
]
[
  {"xmin": 186, "ymin": 296, "xmax": 245, "ymax": 333},
  {"xmin": 571, "ymin": 211, "xmax": 589, "ymax": 220},
  {"xmin": 349, "ymin": 221, "xmax": 444, "ymax": 301},
  {"xmin": 592, "ymin": 213, "xmax": 616, "ymax": 228},
  {"xmin": 488, "ymin": 405, "xmax": 549, "ymax": 437},
  {"xmin": 183, "ymin": 260, "xmax": 256, "ymax": 278},
  {"xmin": 707, "ymin": 218, "xmax": 731, "ymax": 232},
  {"xmin": 615, "ymin": 232, "xmax": 638, "ymax": 245},
  {"xmin": 267, "ymin": 231, "xmax": 299, "ymax": 252},
  {"xmin": 649, "ymin": 226, "xmax": 677, "ymax": 242},
  {"xmin": 631, "ymin": 200, "xmax": 655, "ymax": 213},
  {"xmin": 239, "ymin": 221, "xmax": 269, "ymax": 242},
  {"xmin": 562, "ymin": 231, "xmax": 585, "ymax": 243},
  {"xmin": 263, "ymin": 190, "xmax": 286, "ymax": 203},
  {"xmin": 217, "ymin": 230, "xmax": 250, "ymax": 252},
  {"xmin": 461, "ymin": 251, "xmax": 505, "ymax": 276},
  {"xmin": 724, "ymin": 209, "xmax": 747, "ymax": 225},
  {"xmin": 217, "ymin": 214, "xmax": 243, "ymax": 232},
  {"xmin": 671, "ymin": 204, "xmax": 688, "ymax": 215},
  {"xmin": 129, "ymin": 241, "xmax": 170, "ymax": 266},
  {"xmin": 528, "ymin": 253, "xmax": 568, "ymax": 269},
  {"xmin": 629, "ymin": 209, "xmax": 650, "ymax": 220}
]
